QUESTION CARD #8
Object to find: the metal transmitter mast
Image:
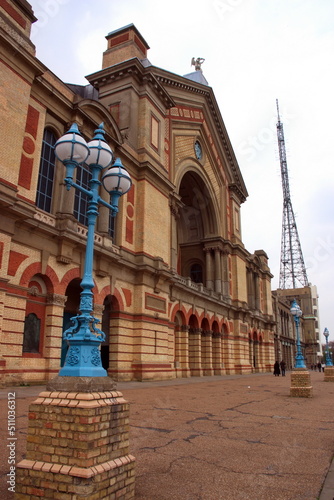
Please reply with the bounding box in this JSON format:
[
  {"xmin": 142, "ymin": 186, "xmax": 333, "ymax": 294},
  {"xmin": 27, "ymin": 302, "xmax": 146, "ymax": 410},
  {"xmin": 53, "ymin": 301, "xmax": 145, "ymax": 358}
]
[{"xmin": 276, "ymin": 99, "xmax": 308, "ymax": 289}]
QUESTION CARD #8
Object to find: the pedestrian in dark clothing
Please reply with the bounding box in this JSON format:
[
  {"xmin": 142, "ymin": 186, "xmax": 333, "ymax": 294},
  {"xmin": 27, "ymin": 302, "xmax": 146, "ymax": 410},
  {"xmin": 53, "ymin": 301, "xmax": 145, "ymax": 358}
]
[
  {"xmin": 280, "ymin": 360, "xmax": 286, "ymax": 376},
  {"xmin": 317, "ymin": 362, "xmax": 322, "ymax": 372},
  {"xmin": 274, "ymin": 361, "xmax": 280, "ymax": 376}
]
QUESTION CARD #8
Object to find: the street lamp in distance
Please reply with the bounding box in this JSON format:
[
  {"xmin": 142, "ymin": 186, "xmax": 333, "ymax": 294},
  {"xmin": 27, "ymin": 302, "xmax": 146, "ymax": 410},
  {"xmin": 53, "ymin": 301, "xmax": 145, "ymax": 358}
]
[
  {"xmin": 290, "ymin": 299, "xmax": 306, "ymax": 369},
  {"xmin": 323, "ymin": 328, "xmax": 333, "ymax": 367},
  {"xmin": 289, "ymin": 298, "xmax": 312, "ymax": 397}
]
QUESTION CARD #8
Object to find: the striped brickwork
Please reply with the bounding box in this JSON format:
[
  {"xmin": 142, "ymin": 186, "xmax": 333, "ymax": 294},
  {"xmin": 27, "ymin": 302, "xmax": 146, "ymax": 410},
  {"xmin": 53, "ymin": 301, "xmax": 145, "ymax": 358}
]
[{"xmin": 0, "ymin": 3, "xmax": 276, "ymax": 387}]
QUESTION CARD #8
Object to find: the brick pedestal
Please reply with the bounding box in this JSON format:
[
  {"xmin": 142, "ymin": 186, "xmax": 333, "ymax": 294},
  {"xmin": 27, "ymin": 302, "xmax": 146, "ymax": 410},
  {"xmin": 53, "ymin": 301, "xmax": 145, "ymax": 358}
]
[
  {"xmin": 324, "ymin": 366, "xmax": 334, "ymax": 382},
  {"xmin": 15, "ymin": 376, "xmax": 135, "ymax": 499},
  {"xmin": 290, "ymin": 368, "xmax": 313, "ymax": 397}
]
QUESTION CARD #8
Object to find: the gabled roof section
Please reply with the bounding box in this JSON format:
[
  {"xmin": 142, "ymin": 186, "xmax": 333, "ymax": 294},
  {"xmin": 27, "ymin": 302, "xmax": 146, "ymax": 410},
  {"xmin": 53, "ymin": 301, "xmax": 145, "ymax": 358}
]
[{"xmin": 152, "ymin": 66, "xmax": 248, "ymax": 202}]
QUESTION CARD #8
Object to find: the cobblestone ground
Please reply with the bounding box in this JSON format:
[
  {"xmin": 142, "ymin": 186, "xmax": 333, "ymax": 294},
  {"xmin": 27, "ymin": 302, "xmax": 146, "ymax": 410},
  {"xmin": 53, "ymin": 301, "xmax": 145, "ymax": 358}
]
[{"xmin": 1, "ymin": 371, "xmax": 333, "ymax": 500}]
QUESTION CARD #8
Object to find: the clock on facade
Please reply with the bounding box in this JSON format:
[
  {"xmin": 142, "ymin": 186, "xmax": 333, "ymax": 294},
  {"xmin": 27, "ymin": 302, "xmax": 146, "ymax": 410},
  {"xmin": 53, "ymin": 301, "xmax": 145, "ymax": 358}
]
[{"xmin": 194, "ymin": 140, "xmax": 202, "ymax": 160}]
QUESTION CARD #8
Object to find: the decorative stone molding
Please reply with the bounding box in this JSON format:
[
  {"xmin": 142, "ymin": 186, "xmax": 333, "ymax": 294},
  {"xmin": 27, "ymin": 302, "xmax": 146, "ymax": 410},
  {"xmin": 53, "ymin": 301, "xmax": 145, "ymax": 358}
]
[
  {"xmin": 94, "ymin": 304, "xmax": 104, "ymax": 316},
  {"xmin": 46, "ymin": 294, "xmax": 67, "ymax": 307},
  {"xmin": 202, "ymin": 330, "xmax": 213, "ymax": 337},
  {"xmin": 34, "ymin": 211, "xmax": 56, "ymax": 227}
]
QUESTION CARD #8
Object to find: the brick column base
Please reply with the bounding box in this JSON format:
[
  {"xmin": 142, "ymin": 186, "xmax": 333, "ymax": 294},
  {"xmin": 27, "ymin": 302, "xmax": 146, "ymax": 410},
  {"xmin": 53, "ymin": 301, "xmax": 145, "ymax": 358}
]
[
  {"xmin": 15, "ymin": 376, "xmax": 135, "ymax": 499},
  {"xmin": 290, "ymin": 368, "xmax": 313, "ymax": 397},
  {"xmin": 324, "ymin": 366, "xmax": 334, "ymax": 382}
]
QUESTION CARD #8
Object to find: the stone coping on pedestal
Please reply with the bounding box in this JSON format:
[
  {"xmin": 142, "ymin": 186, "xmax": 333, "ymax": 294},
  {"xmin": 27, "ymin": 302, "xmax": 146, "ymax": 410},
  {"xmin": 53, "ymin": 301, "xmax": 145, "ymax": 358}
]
[
  {"xmin": 46, "ymin": 375, "xmax": 116, "ymax": 393},
  {"xmin": 33, "ymin": 390, "xmax": 127, "ymax": 408},
  {"xmin": 17, "ymin": 454, "xmax": 136, "ymax": 478}
]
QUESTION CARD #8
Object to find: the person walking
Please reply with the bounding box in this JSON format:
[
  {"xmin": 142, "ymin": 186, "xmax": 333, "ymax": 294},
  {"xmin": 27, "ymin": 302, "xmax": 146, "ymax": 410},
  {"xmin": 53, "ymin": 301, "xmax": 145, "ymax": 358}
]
[
  {"xmin": 274, "ymin": 361, "xmax": 280, "ymax": 376},
  {"xmin": 280, "ymin": 360, "xmax": 286, "ymax": 376}
]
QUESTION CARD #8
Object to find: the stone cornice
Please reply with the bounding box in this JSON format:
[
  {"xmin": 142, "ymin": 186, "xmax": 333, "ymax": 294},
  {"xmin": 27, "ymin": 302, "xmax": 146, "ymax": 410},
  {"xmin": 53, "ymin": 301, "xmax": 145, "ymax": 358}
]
[
  {"xmin": 228, "ymin": 183, "xmax": 247, "ymax": 204},
  {"xmin": 86, "ymin": 58, "xmax": 176, "ymax": 110}
]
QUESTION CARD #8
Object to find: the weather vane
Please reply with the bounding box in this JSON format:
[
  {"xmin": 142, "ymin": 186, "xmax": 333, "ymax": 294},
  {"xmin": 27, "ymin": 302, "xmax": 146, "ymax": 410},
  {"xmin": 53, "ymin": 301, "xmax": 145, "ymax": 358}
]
[{"xmin": 191, "ymin": 57, "xmax": 205, "ymax": 71}]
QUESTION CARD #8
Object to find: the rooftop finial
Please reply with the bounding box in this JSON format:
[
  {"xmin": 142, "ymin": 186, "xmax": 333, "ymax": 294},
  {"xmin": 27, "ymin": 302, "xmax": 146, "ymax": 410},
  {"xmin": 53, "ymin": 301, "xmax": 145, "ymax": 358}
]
[{"xmin": 191, "ymin": 57, "xmax": 205, "ymax": 71}]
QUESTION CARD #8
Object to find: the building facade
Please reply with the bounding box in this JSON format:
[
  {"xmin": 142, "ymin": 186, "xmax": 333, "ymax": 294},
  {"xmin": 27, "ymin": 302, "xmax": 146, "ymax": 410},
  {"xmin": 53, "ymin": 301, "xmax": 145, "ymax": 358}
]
[
  {"xmin": 273, "ymin": 286, "xmax": 321, "ymax": 369},
  {"xmin": 0, "ymin": 1, "xmax": 276, "ymax": 385}
]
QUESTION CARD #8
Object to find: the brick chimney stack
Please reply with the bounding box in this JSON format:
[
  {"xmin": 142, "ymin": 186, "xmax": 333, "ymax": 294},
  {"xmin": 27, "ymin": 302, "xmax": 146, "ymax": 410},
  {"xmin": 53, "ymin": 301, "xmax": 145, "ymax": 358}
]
[{"xmin": 102, "ymin": 23, "xmax": 150, "ymax": 69}]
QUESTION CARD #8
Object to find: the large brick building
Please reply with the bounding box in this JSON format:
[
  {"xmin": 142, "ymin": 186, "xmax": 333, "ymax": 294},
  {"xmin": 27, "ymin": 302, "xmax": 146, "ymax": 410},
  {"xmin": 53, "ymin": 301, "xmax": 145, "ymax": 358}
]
[
  {"xmin": 0, "ymin": 0, "xmax": 276, "ymax": 385},
  {"xmin": 273, "ymin": 285, "xmax": 322, "ymax": 369}
]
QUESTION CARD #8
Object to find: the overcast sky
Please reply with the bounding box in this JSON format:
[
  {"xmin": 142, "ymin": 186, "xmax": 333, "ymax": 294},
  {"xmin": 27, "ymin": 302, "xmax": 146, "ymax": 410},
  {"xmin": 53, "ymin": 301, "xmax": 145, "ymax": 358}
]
[{"xmin": 28, "ymin": 0, "xmax": 334, "ymax": 341}]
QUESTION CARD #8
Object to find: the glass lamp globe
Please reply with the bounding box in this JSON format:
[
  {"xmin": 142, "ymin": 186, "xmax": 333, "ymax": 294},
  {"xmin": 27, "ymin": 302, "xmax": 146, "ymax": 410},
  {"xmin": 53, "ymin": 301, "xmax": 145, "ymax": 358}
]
[
  {"xmin": 54, "ymin": 123, "xmax": 89, "ymax": 164},
  {"xmin": 102, "ymin": 158, "xmax": 132, "ymax": 196},
  {"xmin": 290, "ymin": 300, "xmax": 302, "ymax": 318},
  {"xmin": 86, "ymin": 123, "xmax": 113, "ymax": 169}
]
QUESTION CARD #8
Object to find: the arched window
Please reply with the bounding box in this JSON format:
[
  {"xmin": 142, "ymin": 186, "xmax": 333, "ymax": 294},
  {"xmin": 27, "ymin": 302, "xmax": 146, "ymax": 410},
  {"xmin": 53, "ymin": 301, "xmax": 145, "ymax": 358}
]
[
  {"xmin": 74, "ymin": 163, "xmax": 91, "ymax": 226},
  {"xmin": 36, "ymin": 129, "xmax": 57, "ymax": 213},
  {"xmin": 190, "ymin": 263, "xmax": 203, "ymax": 283}
]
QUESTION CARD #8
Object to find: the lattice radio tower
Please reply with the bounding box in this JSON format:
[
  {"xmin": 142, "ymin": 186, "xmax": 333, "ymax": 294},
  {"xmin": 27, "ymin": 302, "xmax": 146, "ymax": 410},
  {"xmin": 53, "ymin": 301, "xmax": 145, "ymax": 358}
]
[{"xmin": 276, "ymin": 100, "xmax": 309, "ymax": 289}]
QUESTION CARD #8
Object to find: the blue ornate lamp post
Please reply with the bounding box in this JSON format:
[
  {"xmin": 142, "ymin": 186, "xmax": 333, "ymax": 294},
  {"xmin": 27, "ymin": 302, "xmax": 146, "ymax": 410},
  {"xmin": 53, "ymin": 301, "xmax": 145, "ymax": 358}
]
[
  {"xmin": 323, "ymin": 328, "xmax": 333, "ymax": 366},
  {"xmin": 54, "ymin": 123, "xmax": 132, "ymax": 377},
  {"xmin": 290, "ymin": 299, "xmax": 306, "ymax": 369}
]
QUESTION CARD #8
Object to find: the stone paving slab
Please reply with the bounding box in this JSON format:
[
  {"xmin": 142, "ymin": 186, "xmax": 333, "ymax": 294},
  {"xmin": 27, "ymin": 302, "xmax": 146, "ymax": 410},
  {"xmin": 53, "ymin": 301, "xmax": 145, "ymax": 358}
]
[{"xmin": 0, "ymin": 371, "xmax": 334, "ymax": 499}]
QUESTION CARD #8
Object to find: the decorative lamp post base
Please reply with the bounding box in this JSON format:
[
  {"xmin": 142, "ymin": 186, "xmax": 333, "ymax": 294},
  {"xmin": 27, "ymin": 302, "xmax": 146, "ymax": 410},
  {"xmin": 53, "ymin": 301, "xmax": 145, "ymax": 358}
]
[
  {"xmin": 290, "ymin": 368, "xmax": 313, "ymax": 397},
  {"xmin": 59, "ymin": 339, "xmax": 107, "ymax": 377},
  {"xmin": 324, "ymin": 365, "xmax": 334, "ymax": 382},
  {"xmin": 15, "ymin": 376, "xmax": 135, "ymax": 499}
]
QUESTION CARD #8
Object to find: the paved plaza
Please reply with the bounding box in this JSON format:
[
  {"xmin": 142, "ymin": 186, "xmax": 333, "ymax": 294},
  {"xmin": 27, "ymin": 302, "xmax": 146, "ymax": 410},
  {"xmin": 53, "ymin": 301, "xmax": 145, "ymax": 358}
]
[{"xmin": 1, "ymin": 371, "xmax": 334, "ymax": 499}]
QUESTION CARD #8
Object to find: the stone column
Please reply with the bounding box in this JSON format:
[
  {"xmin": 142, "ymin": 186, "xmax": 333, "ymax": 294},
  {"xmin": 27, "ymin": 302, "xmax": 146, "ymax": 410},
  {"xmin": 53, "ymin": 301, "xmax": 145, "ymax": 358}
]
[
  {"xmin": 253, "ymin": 340, "xmax": 259, "ymax": 371},
  {"xmin": 221, "ymin": 251, "xmax": 230, "ymax": 297},
  {"xmin": 212, "ymin": 333, "xmax": 223, "ymax": 375},
  {"xmin": 174, "ymin": 325, "xmax": 182, "ymax": 376},
  {"xmin": 169, "ymin": 197, "xmax": 182, "ymax": 272},
  {"xmin": 45, "ymin": 294, "xmax": 67, "ymax": 378},
  {"xmin": 205, "ymin": 249, "xmax": 213, "ymax": 290},
  {"xmin": 249, "ymin": 339, "xmax": 254, "ymax": 371},
  {"xmin": 179, "ymin": 325, "xmax": 190, "ymax": 377},
  {"xmin": 189, "ymin": 328, "xmax": 203, "ymax": 376},
  {"xmin": 214, "ymin": 248, "xmax": 222, "ymax": 293},
  {"xmin": 201, "ymin": 330, "xmax": 213, "ymax": 376}
]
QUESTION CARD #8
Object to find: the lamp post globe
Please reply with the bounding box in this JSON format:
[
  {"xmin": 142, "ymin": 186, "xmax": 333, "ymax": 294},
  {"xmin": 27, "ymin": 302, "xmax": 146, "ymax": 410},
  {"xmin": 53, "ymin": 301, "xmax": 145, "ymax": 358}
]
[
  {"xmin": 54, "ymin": 122, "xmax": 131, "ymax": 377},
  {"xmin": 86, "ymin": 123, "xmax": 113, "ymax": 169},
  {"xmin": 290, "ymin": 299, "xmax": 306, "ymax": 369},
  {"xmin": 102, "ymin": 157, "xmax": 132, "ymax": 215},
  {"xmin": 54, "ymin": 123, "xmax": 90, "ymax": 189}
]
